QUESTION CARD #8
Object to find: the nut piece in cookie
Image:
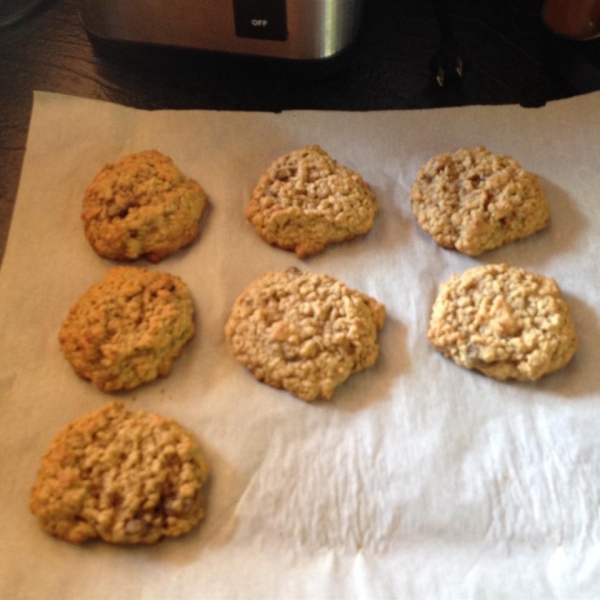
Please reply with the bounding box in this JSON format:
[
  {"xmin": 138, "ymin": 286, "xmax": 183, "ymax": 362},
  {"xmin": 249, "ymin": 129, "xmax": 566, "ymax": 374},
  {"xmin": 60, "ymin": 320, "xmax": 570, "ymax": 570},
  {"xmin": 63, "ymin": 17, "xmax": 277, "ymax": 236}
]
[
  {"xmin": 59, "ymin": 266, "xmax": 195, "ymax": 392},
  {"xmin": 247, "ymin": 145, "xmax": 378, "ymax": 258},
  {"xmin": 30, "ymin": 402, "xmax": 209, "ymax": 544},
  {"xmin": 410, "ymin": 146, "xmax": 549, "ymax": 256},
  {"xmin": 82, "ymin": 150, "xmax": 208, "ymax": 262},
  {"xmin": 225, "ymin": 267, "xmax": 386, "ymax": 401},
  {"xmin": 428, "ymin": 263, "xmax": 577, "ymax": 381}
]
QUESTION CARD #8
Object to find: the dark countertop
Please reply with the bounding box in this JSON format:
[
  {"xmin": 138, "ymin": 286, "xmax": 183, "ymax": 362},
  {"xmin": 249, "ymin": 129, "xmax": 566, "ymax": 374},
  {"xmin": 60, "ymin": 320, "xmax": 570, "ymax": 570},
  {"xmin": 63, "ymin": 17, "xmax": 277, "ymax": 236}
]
[{"xmin": 1, "ymin": 0, "xmax": 598, "ymax": 267}]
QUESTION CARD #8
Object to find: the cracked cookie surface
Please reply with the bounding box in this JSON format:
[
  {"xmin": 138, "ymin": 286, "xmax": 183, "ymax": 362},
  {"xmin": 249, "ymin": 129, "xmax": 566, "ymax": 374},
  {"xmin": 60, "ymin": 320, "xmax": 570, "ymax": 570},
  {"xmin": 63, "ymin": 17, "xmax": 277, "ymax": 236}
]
[
  {"xmin": 59, "ymin": 266, "xmax": 195, "ymax": 392},
  {"xmin": 247, "ymin": 146, "xmax": 378, "ymax": 258},
  {"xmin": 428, "ymin": 263, "xmax": 577, "ymax": 381},
  {"xmin": 30, "ymin": 402, "xmax": 209, "ymax": 544},
  {"xmin": 82, "ymin": 150, "xmax": 208, "ymax": 262},
  {"xmin": 225, "ymin": 267, "xmax": 386, "ymax": 401},
  {"xmin": 410, "ymin": 146, "xmax": 549, "ymax": 256}
]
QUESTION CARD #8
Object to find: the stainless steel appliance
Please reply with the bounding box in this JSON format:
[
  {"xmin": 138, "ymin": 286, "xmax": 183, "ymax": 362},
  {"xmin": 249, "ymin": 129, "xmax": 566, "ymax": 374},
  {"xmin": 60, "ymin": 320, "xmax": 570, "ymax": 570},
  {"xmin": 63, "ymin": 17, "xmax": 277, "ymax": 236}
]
[{"xmin": 80, "ymin": 0, "xmax": 365, "ymax": 61}]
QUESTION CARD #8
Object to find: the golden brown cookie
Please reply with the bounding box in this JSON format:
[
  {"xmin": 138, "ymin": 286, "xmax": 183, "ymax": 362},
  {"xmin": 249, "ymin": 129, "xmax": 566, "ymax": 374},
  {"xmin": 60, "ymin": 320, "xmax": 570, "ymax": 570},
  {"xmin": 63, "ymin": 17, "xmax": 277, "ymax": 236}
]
[
  {"xmin": 59, "ymin": 266, "xmax": 195, "ymax": 392},
  {"xmin": 225, "ymin": 267, "xmax": 386, "ymax": 401},
  {"xmin": 30, "ymin": 402, "xmax": 209, "ymax": 544},
  {"xmin": 428, "ymin": 264, "xmax": 577, "ymax": 381},
  {"xmin": 246, "ymin": 145, "xmax": 378, "ymax": 258},
  {"xmin": 410, "ymin": 146, "xmax": 549, "ymax": 256},
  {"xmin": 82, "ymin": 150, "xmax": 208, "ymax": 262}
]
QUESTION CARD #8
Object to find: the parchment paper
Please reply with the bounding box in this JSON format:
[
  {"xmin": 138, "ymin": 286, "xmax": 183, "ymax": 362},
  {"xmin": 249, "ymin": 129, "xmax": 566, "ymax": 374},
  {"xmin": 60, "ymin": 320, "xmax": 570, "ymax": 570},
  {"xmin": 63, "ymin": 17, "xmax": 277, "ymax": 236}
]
[{"xmin": 1, "ymin": 91, "xmax": 599, "ymax": 600}]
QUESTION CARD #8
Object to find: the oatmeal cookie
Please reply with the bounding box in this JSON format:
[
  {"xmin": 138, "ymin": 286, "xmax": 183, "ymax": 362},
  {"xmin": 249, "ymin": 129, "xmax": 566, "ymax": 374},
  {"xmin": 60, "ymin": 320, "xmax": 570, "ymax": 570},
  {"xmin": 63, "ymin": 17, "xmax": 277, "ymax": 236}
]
[
  {"xmin": 82, "ymin": 150, "xmax": 208, "ymax": 262},
  {"xmin": 247, "ymin": 145, "xmax": 378, "ymax": 258},
  {"xmin": 30, "ymin": 402, "xmax": 209, "ymax": 544},
  {"xmin": 428, "ymin": 264, "xmax": 577, "ymax": 381},
  {"xmin": 59, "ymin": 266, "xmax": 195, "ymax": 392},
  {"xmin": 410, "ymin": 146, "xmax": 549, "ymax": 256},
  {"xmin": 225, "ymin": 267, "xmax": 386, "ymax": 401}
]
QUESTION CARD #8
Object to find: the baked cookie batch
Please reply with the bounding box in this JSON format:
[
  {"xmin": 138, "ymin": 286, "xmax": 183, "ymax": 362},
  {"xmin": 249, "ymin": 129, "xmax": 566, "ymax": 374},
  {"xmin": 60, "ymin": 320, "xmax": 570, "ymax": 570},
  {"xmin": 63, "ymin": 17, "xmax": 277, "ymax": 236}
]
[{"xmin": 30, "ymin": 144, "xmax": 578, "ymax": 545}]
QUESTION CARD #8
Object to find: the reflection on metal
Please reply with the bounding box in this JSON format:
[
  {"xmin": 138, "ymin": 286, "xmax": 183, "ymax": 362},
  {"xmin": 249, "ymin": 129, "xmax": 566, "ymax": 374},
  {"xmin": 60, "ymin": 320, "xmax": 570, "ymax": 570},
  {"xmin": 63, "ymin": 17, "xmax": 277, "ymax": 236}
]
[{"xmin": 80, "ymin": 0, "xmax": 365, "ymax": 61}]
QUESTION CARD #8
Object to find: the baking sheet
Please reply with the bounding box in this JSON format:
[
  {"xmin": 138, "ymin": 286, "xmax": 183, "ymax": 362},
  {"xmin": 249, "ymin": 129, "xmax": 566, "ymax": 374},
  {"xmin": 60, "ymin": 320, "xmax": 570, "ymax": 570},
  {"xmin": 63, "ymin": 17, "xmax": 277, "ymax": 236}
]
[{"xmin": 1, "ymin": 91, "xmax": 600, "ymax": 599}]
